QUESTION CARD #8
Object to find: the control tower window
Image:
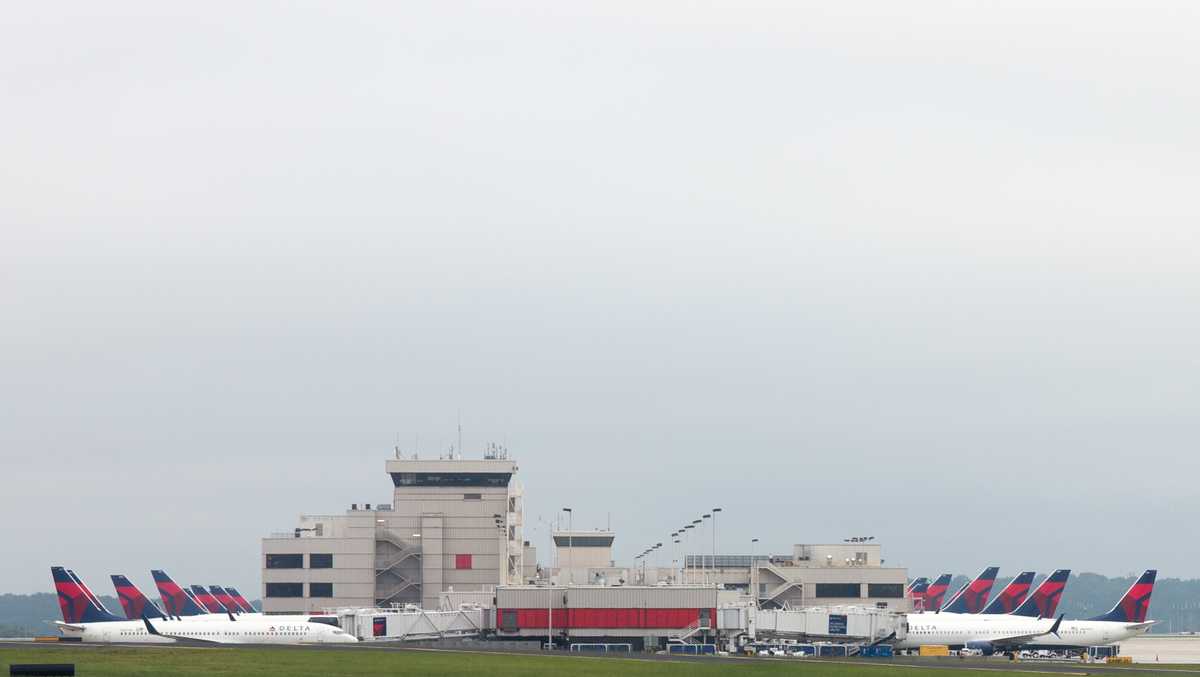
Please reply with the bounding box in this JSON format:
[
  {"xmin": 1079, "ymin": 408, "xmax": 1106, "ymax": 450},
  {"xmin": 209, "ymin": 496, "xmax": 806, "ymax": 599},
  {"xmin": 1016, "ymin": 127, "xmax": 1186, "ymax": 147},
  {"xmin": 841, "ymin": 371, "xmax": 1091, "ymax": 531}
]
[{"xmin": 266, "ymin": 554, "xmax": 303, "ymax": 569}]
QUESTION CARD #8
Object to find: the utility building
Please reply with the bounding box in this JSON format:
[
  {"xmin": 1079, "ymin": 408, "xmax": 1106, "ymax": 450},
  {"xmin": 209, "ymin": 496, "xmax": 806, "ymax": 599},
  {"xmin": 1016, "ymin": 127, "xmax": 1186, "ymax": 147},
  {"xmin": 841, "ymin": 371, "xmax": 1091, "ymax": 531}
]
[{"xmin": 262, "ymin": 451, "xmax": 526, "ymax": 613}]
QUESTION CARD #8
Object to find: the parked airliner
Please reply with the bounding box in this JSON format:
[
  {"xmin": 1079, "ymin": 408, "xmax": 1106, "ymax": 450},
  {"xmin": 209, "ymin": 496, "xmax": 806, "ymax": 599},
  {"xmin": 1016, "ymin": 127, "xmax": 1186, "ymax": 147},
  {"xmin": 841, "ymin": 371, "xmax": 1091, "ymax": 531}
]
[
  {"xmin": 53, "ymin": 568, "xmax": 355, "ymax": 644},
  {"xmin": 897, "ymin": 569, "xmax": 1156, "ymax": 654}
]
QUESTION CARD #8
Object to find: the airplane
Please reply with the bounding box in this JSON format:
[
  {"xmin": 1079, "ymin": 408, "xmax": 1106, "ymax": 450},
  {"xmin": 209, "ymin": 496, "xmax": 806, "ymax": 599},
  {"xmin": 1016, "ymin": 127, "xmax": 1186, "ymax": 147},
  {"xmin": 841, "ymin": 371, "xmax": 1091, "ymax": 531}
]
[
  {"xmin": 907, "ymin": 578, "xmax": 931, "ymax": 611},
  {"xmin": 140, "ymin": 615, "xmax": 356, "ymax": 645},
  {"xmin": 52, "ymin": 568, "xmax": 356, "ymax": 644},
  {"xmin": 53, "ymin": 567, "xmax": 124, "ymax": 624},
  {"xmin": 978, "ymin": 571, "xmax": 1036, "ymax": 614},
  {"xmin": 897, "ymin": 611, "xmax": 1065, "ymax": 655},
  {"xmin": 940, "ymin": 567, "xmax": 999, "ymax": 614},
  {"xmin": 209, "ymin": 586, "xmax": 245, "ymax": 614},
  {"xmin": 1022, "ymin": 570, "xmax": 1157, "ymax": 650},
  {"xmin": 896, "ymin": 569, "xmax": 1157, "ymax": 654},
  {"xmin": 150, "ymin": 570, "xmax": 211, "ymax": 618},
  {"xmin": 1009, "ymin": 569, "xmax": 1070, "ymax": 618},
  {"xmin": 906, "ymin": 577, "xmax": 930, "ymax": 595},
  {"xmin": 111, "ymin": 575, "xmax": 169, "ymax": 620},
  {"xmin": 917, "ymin": 574, "xmax": 953, "ymax": 612},
  {"xmin": 190, "ymin": 585, "xmax": 230, "ymax": 613},
  {"xmin": 140, "ymin": 571, "xmax": 314, "ymax": 623},
  {"xmin": 224, "ymin": 587, "xmax": 257, "ymax": 613},
  {"xmin": 933, "ymin": 569, "xmax": 1068, "ymax": 618}
]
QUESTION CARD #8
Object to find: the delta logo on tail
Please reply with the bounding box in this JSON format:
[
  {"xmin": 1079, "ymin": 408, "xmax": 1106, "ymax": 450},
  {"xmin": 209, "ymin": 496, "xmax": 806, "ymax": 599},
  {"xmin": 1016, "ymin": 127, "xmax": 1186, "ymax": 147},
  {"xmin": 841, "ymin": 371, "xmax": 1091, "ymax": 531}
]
[
  {"xmin": 51, "ymin": 567, "xmax": 124, "ymax": 624},
  {"xmin": 190, "ymin": 585, "xmax": 228, "ymax": 613},
  {"xmin": 941, "ymin": 567, "xmax": 999, "ymax": 614},
  {"xmin": 1089, "ymin": 570, "xmax": 1156, "ymax": 623},
  {"xmin": 1012, "ymin": 569, "xmax": 1070, "ymax": 618},
  {"xmin": 923, "ymin": 574, "xmax": 953, "ymax": 611},
  {"xmin": 209, "ymin": 586, "xmax": 242, "ymax": 614},
  {"xmin": 225, "ymin": 587, "xmax": 256, "ymax": 613},
  {"xmin": 980, "ymin": 571, "xmax": 1036, "ymax": 614},
  {"xmin": 907, "ymin": 577, "xmax": 930, "ymax": 595},
  {"xmin": 111, "ymin": 575, "xmax": 168, "ymax": 620},
  {"xmin": 907, "ymin": 578, "xmax": 930, "ymax": 610},
  {"xmin": 151, "ymin": 569, "xmax": 207, "ymax": 617}
]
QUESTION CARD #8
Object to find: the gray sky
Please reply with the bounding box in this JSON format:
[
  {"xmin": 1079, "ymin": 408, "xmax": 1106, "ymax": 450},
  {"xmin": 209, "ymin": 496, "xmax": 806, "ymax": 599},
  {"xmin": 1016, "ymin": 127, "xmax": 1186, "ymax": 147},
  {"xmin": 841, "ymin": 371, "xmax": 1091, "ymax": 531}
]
[{"xmin": 2, "ymin": 1, "xmax": 1198, "ymax": 595}]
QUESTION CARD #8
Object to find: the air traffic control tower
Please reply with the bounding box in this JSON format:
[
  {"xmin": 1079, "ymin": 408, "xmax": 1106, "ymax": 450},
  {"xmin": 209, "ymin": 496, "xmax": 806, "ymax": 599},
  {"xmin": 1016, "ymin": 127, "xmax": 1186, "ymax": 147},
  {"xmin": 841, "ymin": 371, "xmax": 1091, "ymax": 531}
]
[{"xmin": 261, "ymin": 449, "xmax": 526, "ymax": 613}]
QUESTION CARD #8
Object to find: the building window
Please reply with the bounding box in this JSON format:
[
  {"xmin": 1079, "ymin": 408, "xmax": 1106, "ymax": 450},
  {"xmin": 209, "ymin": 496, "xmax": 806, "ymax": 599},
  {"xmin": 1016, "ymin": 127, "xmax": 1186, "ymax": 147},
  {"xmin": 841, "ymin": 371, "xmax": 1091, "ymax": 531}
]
[
  {"xmin": 265, "ymin": 583, "xmax": 303, "ymax": 598},
  {"xmin": 390, "ymin": 472, "xmax": 511, "ymax": 487},
  {"xmin": 309, "ymin": 583, "xmax": 333, "ymax": 598},
  {"xmin": 309, "ymin": 553, "xmax": 333, "ymax": 569},
  {"xmin": 265, "ymin": 554, "xmax": 303, "ymax": 569},
  {"xmin": 814, "ymin": 583, "xmax": 862, "ymax": 598},
  {"xmin": 868, "ymin": 583, "xmax": 904, "ymax": 598},
  {"xmin": 455, "ymin": 554, "xmax": 473, "ymax": 569},
  {"xmin": 463, "ymin": 493, "xmax": 482, "ymax": 500}
]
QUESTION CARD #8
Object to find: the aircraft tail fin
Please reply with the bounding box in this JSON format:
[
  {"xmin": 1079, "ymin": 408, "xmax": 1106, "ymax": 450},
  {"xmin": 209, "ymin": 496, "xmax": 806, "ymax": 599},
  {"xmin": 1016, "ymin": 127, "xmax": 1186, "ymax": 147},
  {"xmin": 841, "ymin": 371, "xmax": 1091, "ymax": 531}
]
[
  {"xmin": 924, "ymin": 574, "xmax": 953, "ymax": 611},
  {"xmin": 941, "ymin": 567, "xmax": 999, "ymax": 613},
  {"xmin": 190, "ymin": 585, "xmax": 228, "ymax": 613},
  {"xmin": 981, "ymin": 571, "xmax": 1036, "ymax": 614},
  {"xmin": 224, "ymin": 587, "xmax": 256, "ymax": 613},
  {"xmin": 110, "ymin": 575, "xmax": 167, "ymax": 620},
  {"xmin": 1088, "ymin": 570, "xmax": 1156, "ymax": 623},
  {"xmin": 907, "ymin": 578, "xmax": 931, "ymax": 611},
  {"xmin": 151, "ymin": 569, "xmax": 207, "ymax": 617},
  {"xmin": 51, "ymin": 567, "xmax": 124, "ymax": 623},
  {"xmin": 209, "ymin": 586, "xmax": 242, "ymax": 614},
  {"xmin": 1012, "ymin": 569, "xmax": 1070, "ymax": 617}
]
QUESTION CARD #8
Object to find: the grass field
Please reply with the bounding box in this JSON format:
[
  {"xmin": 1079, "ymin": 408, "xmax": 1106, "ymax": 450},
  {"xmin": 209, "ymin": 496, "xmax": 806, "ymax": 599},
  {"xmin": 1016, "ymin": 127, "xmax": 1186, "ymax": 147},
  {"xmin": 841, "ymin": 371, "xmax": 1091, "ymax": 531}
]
[{"xmin": 0, "ymin": 645, "xmax": 1087, "ymax": 677}]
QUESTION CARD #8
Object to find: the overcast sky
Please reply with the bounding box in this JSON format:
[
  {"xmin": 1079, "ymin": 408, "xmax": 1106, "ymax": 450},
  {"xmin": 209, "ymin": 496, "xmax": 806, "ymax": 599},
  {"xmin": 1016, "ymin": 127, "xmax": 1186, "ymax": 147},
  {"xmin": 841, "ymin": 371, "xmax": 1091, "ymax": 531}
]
[{"xmin": 2, "ymin": 1, "xmax": 1198, "ymax": 596}]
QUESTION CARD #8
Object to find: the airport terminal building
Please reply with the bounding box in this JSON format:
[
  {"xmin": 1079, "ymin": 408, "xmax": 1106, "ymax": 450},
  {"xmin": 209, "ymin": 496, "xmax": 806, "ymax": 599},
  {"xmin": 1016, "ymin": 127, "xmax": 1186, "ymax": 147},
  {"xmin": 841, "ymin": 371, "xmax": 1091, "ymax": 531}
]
[{"xmin": 261, "ymin": 452, "xmax": 527, "ymax": 613}]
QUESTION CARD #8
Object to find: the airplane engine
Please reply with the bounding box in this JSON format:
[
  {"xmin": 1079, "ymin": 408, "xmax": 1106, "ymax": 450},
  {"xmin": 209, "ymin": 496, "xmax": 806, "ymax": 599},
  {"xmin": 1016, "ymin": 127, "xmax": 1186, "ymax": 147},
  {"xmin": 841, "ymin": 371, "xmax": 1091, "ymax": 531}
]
[{"xmin": 965, "ymin": 640, "xmax": 997, "ymax": 656}]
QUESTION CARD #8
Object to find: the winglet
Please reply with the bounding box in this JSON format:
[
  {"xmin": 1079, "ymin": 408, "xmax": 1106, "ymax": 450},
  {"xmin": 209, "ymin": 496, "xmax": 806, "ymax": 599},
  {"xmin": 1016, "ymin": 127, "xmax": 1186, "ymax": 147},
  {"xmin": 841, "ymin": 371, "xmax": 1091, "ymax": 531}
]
[
  {"xmin": 227, "ymin": 608, "xmax": 236, "ymax": 622},
  {"xmin": 143, "ymin": 617, "xmax": 161, "ymax": 636},
  {"xmin": 1049, "ymin": 613, "xmax": 1063, "ymax": 638}
]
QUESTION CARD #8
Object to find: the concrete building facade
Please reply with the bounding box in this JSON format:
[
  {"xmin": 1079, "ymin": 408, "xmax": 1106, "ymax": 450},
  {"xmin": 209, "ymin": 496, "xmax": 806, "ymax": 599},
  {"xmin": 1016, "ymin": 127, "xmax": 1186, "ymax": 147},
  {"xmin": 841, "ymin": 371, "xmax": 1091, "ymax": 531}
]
[
  {"xmin": 685, "ymin": 543, "xmax": 911, "ymax": 611},
  {"xmin": 262, "ymin": 453, "xmax": 525, "ymax": 613}
]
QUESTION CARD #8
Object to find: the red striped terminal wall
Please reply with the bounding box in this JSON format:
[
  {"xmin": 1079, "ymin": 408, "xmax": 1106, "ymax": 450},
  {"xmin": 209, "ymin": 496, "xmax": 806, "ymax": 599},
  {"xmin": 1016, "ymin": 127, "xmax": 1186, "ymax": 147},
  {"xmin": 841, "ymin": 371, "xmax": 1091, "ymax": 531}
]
[{"xmin": 497, "ymin": 607, "xmax": 716, "ymax": 630}]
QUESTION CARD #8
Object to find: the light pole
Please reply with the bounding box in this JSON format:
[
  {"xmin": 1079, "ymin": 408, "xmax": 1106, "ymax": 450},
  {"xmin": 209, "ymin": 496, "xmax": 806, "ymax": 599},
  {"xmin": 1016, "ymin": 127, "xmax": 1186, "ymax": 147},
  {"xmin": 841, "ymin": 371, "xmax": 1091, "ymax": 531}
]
[
  {"xmin": 750, "ymin": 538, "xmax": 759, "ymax": 604},
  {"xmin": 494, "ymin": 514, "xmax": 505, "ymax": 584},
  {"xmin": 562, "ymin": 508, "xmax": 573, "ymax": 584},
  {"xmin": 685, "ymin": 523, "xmax": 697, "ymax": 583},
  {"xmin": 711, "ymin": 507, "xmax": 722, "ymax": 588},
  {"xmin": 672, "ymin": 537, "xmax": 681, "ymax": 583},
  {"xmin": 670, "ymin": 532, "xmax": 679, "ymax": 584},
  {"xmin": 701, "ymin": 515, "xmax": 711, "ymax": 584}
]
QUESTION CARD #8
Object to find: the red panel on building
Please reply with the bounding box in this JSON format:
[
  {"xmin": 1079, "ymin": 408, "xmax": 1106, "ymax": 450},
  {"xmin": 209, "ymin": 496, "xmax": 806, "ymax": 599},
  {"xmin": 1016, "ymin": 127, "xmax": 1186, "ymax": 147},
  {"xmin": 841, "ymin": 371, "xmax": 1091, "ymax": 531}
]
[
  {"xmin": 455, "ymin": 554, "xmax": 472, "ymax": 569},
  {"xmin": 497, "ymin": 607, "xmax": 715, "ymax": 630}
]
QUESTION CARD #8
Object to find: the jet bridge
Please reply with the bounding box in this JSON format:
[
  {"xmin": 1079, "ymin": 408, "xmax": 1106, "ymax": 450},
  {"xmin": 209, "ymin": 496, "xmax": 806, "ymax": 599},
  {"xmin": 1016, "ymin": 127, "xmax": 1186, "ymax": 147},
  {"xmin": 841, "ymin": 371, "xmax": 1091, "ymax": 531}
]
[
  {"xmin": 340, "ymin": 606, "xmax": 484, "ymax": 641},
  {"xmin": 741, "ymin": 605, "xmax": 907, "ymax": 643}
]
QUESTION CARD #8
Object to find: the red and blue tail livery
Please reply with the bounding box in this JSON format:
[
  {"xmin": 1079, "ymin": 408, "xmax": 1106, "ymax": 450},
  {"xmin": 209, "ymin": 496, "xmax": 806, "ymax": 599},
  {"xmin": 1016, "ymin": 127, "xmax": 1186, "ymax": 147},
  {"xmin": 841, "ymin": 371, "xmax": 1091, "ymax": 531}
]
[
  {"xmin": 1012, "ymin": 568, "xmax": 1070, "ymax": 618},
  {"xmin": 923, "ymin": 574, "xmax": 953, "ymax": 611},
  {"xmin": 1089, "ymin": 570, "xmax": 1156, "ymax": 623},
  {"xmin": 980, "ymin": 571, "xmax": 1036, "ymax": 614},
  {"xmin": 941, "ymin": 566, "xmax": 999, "ymax": 613},
  {"xmin": 224, "ymin": 587, "xmax": 256, "ymax": 613},
  {"xmin": 209, "ymin": 586, "xmax": 242, "ymax": 614},
  {"xmin": 151, "ymin": 569, "xmax": 208, "ymax": 617},
  {"xmin": 110, "ymin": 574, "xmax": 168, "ymax": 620},
  {"xmin": 190, "ymin": 584, "xmax": 228, "ymax": 613},
  {"xmin": 52, "ymin": 567, "xmax": 124, "ymax": 623}
]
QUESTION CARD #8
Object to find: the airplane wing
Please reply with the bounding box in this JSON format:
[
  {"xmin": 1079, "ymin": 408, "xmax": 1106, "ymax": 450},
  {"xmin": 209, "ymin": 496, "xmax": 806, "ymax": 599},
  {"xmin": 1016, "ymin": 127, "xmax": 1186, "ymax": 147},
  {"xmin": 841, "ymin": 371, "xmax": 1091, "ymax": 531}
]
[
  {"xmin": 987, "ymin": 615, "xmax": 1065, "ymax": 648},
  {"xmin": 1126, "ymin": 621, "xmax": 1156, "ymax": 631},
  {"xmin": 141, "ymin": 617, "xmax": 223, "ymax": 644},
  {"xmin": 53, "ymin": 620, "xmax": 86, "ymax": 632}
]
